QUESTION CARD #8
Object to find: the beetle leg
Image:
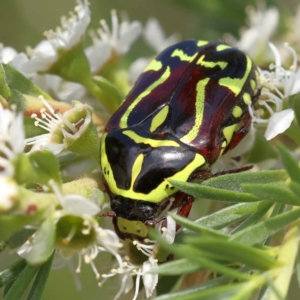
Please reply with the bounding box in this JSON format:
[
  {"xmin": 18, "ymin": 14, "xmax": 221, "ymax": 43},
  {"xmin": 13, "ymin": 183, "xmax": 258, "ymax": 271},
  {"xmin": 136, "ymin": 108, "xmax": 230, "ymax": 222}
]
[{"xmin": 99, "ymin": 211, "xmax": 116, "ymax": 217}]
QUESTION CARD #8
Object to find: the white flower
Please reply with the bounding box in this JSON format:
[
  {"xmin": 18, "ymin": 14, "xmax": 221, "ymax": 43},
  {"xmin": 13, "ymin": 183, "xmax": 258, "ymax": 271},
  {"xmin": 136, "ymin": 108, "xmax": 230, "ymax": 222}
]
[
  {"xmin": 237, "ymin": 6, "xmax": 279, "ymax": 58},
  {"xmin": 85, "ymin": 10, "xmax": 142, "ymax": 73},
  {"xmin": 0, "ymin": 176, "xmax": 18, "ymax": 211},
  {"xmin": 144, "ymin": 18, "xmax": 180, "ymax": 53},
  {"xmin": 32, "ymin": 74, "xmax": 86, "ymax": 102},
  {"xmin": 25, "ymin": 96, "xmax": 92, "ymax": 155},
  {"xmin": 0, "ymin": 104, "xmax": 25, "ymax": 176},
  {"xmin": 251, "ymin": 43, "xmax": 300, "ymax": 140},
  {"xmin": 21, "ymin": 0, "xmax": 91, "ymax": 75},
  {"xmin": 129, "ymin": 18, "xmax": 180, "ymax": 83},
  {"xmin": 101, "ymin": 215, "xmax": 176, "ymax": 300}
]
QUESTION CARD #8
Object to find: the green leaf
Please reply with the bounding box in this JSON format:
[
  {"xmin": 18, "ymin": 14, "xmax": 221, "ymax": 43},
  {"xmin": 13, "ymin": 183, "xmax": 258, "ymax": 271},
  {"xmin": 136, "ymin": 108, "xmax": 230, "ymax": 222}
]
[
  {"xmin": 296, "ymin": 252, "xmax": 300, "ymax": 291},
  {"xmin": 202, "ymin": 170, "xmax": 288, "ymax": 192},
  {"xmin": 170, "ymin": 213, "xmax": 228, "ymax": 239},
  {"xmin": 2, "ymin": 64, "xmax": 51, "ymax": 100},
  {"xmin": 26, "ymin": 214, "xmax": 55, "ymax": 265},
  {"xmin": 154, "ymin": 282, "xmax": 247, "ymax": 300},
  {"xmin": 150, "ymin": 258, "xmax": 201, "ymax": 275},
  {"xmin": 154, "ymin": 273, "xmax": 233, "ymax": 300},
  {"xmin": 0, "ymin": 259, "xmax": 27, "ymax": 288},
  {"xmin": 241, "ymin": 182, "xmax": 300, "ymax": 205},
  {"xmin": 289, "ymin": 181, "xmax": 300, "ymax": 198},
  {"xmin": 276, "ymin": 142, "xmax": 300, "ymax": 183},
  {"xmin": 230, "ymin": 207, "xmax": 300, "ymax": 245},
  {"xmin": 6, "ymin": 228, "xmax": 36, "ymax": 249},
  {"xmin": 246, "ymin": 132, "xmax": 278, "ymax": 163},
  {"xmin": 49, "ymin": 44, "xmax": 91, "ymax": 84},
  {"xmin": 289, "ymin": 93, "xmax": 300, "ymax": 126},
  {"xmin": 0, "ymin": 241, "xmax": 6, "ymax": 253},
  {"xmin": 10, "ymin": 89, "xmax": 26, "ymax": 111},
  {"xmin": 193, "ymin": 202, "xmax": 270, "ymax": 229},
  {"xmin": 0, "ymin": 63, "xmax": 11, "ymax": 100},
  {"xmin": 3, "ymin": 264, "xmax": 39, "ymax": 300},
  {"xmin": 156, "ymin": 275, "xmax": 181, "ymax": 296},
  {"xmin": 169, "ymin": 180, "xmax": 259, "ymax": 203},
  {"xmin": 93, "ymin": 75, "xmax": 123, "ymax": 107},
  {"xmin": 27, "ymin": 251, "xmax": 55, "ymax": 300},
  {"xmin": 230, "ymin": 202, "xmax": 273, "ymax": 234},
  {"xmin": 150, "ymin": 231, "xmax": 251, "ymax": 280},
  {"xmin": 14, "ymin": 151, "xmax": 62, "ymax": 187},
  {"xmin": 185, "ymin": 238, "xmax": 281, "ymax": 270},
  {"xmin": 0, "ymin": 212, "xmax": 44, "ymax": 241}
]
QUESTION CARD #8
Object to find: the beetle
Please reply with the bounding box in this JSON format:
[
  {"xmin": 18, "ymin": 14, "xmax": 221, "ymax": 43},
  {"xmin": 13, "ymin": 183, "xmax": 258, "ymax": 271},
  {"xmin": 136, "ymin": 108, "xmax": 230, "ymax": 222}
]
[{"xmin": 100, "ymin": 40, "xmax": 258, "ymax": 240}]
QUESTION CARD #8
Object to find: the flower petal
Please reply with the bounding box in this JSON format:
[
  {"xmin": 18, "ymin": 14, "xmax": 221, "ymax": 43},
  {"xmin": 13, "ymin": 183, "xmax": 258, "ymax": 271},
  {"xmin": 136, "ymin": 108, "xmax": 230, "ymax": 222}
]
[
  {"xmin": 264, "ymin": 109, "xmax": 295, "ymax": 140},
  {"xmin": 142, "ymin": 258, "xmax": 158, "ymax": 299},
  {"xmin": 162, "ymin": 215, "xmax": 176, "ymax": 244},
  {"xmin": 62, "ymin": 195, "xmax": 100, "ymax": 215}
]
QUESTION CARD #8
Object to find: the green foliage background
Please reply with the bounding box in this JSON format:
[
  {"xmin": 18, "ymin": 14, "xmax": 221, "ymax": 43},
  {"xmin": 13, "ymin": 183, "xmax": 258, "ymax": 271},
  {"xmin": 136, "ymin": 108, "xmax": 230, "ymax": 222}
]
[{"xmin": 1, "ymin": 0, "xmax": 300, "ymax": 299}]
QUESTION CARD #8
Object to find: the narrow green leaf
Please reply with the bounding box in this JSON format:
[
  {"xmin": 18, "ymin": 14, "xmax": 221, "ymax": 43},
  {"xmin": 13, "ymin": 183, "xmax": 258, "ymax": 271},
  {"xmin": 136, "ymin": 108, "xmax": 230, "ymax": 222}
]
[
  {"xmin": 26, "ymin": 214, "xmax": 55, "ymax": 265},
  {"xmin": 3, "ymin": 264, "xmax": 39, "ymax": 300},
  {"xmin": 202, "ymin": 170, "xmax": 287, "ymax": 192},
  {"xmin": 0, "ymin": 63, "xmax": 11, "ymax": 100},
  {"xmin": 154, "ymin": 273, "xmax": 232, "ymax": 300},
  {"xmin": 156, "ymin": 275, "xmax": 181, "ymax": 296},
  {"xmin": 185, "ymin": 238, "xmax": 281, "ymax": 270},
  {"xmin": 230, "ymin": 207, "xmax": 300, "ymax": 245},
  {"xmin": 150, "ymin": 258, "xmax": 201, "ymax": 275},
  {"xmin": 10, "ymin": 89, "xmax": 26, "ymax": 111},
  {"xmin": 169, "ymin": 179, "xmax": 259, "ymax": 203},
  {"xmin": 29, "ymin": 151, "xmax": 62, "ymax": 186},
  {"xmin": 14, "ymin": 151, "xmax": 62, "ymax": 187},
  {"xmin": 276, "ymin": 142, "xmax": 300, "ymax": 183},
  {"xmin": 3, "ymin": 280, "xmax": 15, "ymax": 298},
  {"xmin": 230, "ymin": 202, "xmax": 273, "ymax": 234},
  {"xmin": 3, "ymin": 64, "xmax": 51, "ymax": 100},
  {"xmin": 193, "ymin": 202, "xmax": 270, "ymax": 229},
  {"xmin": 6, "ymin": 228, "xmax": 36, "ymax": 249},
  {"xmin": 0, "ymin": 212, "xmax": 44, "ymax": 241},
  {"xmin": 296, "ymin": 252, "xmax": 300, "ymax": 291},
  {"xmin": 289, "ymin": 93, "xmax": 300, "ymax": 126},
  {"xmin": 289, "ymin": 181, "xmax": 300, "ymax": 198},
  {"xmin": 0, "ymin": 241, "xmax": 6, "ymax": 253},
  {"xmin": 241, "ymin": 182, "xmax": 300, "ymax": 205},
  {"xmin": 170, "ymin": 212, "xmax": 228, "ymax": 239},
  {"xmin": 154, "ymin": 282, "xmax": 246, "ymax": 300},
  {"xmin": 0, "ymin": 259, "xmax": 27, "ymax": 288},
  {"xmin": 150, "ymin": 231, "xmax": 251, "ymax": 280},
  {"xmin": 27, "ymin": 251, "xmax": 55, "ymax": 300},
  {"xmin": 93, "ymin": 76, "xmax": 123, "ymax": 107}
]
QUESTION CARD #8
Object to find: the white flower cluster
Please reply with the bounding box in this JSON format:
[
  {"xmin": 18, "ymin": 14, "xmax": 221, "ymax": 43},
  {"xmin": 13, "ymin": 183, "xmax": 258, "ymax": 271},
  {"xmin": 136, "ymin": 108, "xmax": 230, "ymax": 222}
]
[{"xmin": 0, "ymin": 104, "xmax": 24, "ymax": 211}]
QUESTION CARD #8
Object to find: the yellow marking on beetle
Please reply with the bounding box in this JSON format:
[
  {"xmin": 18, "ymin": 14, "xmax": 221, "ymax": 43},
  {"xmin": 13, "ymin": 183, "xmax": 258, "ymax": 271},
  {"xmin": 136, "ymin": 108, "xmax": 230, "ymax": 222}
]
[
  {"xmin": 150, "ymin": 105, "xmax": 169, "ymax": 132},
  {"xmin": 223, "ymin": 124, "xmax": 238, "ymax": 144},
  {"xmin": 197, "ymin": 55, "xmax": 228, "ymax": 70},
  {"xmin": 216, "ymin": 44, "xmax": 231, "ymax": 51},
  {"xmin": 117, "ymin": 217, "xmax": 148, "ymax": 237},
  {"xmin": 197, "ymin": 40, "xmax": 209, "ymax": 47},
  {"xmin": 171, "ymin": 49, "xmax": 197, "ymax": 62},
  {"xmin": 131, "ymin": 154, "xmax": 144, "ymax": 190},
  {"xmin": 120, "ymin": 66, "xmax": 171, "ymax": 128},
  {"xmin": 218, "ymin": 56, "xmax": 252, "ymax": 96},
  {"xmin": 243, "ymin": 93, "xmax": 251, "ymax": 105},
  {"xmin": 219, "ymin": 140, "xmax": 227, "ymax": 156},
  {"xmin": 232, "ymin": 106, "xmax": 243, "ymax": 118},
  {"xmin": 101, "ymin": 136, "xmax": 206, "ymax": 202},
  {"xmin": 122, "ymin": 130, "xmax": 180, "ymax": 148},
  {"xmin": 143, "ymin": 59, "xmax": 163, "ymax": 72},
  {"xmin": 250, "ymin": 79, "xmax": 256, "ymax": 91},
  {"xmin": 180, "ymin": 78, "xmax": 208, "ymax": 143}
]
